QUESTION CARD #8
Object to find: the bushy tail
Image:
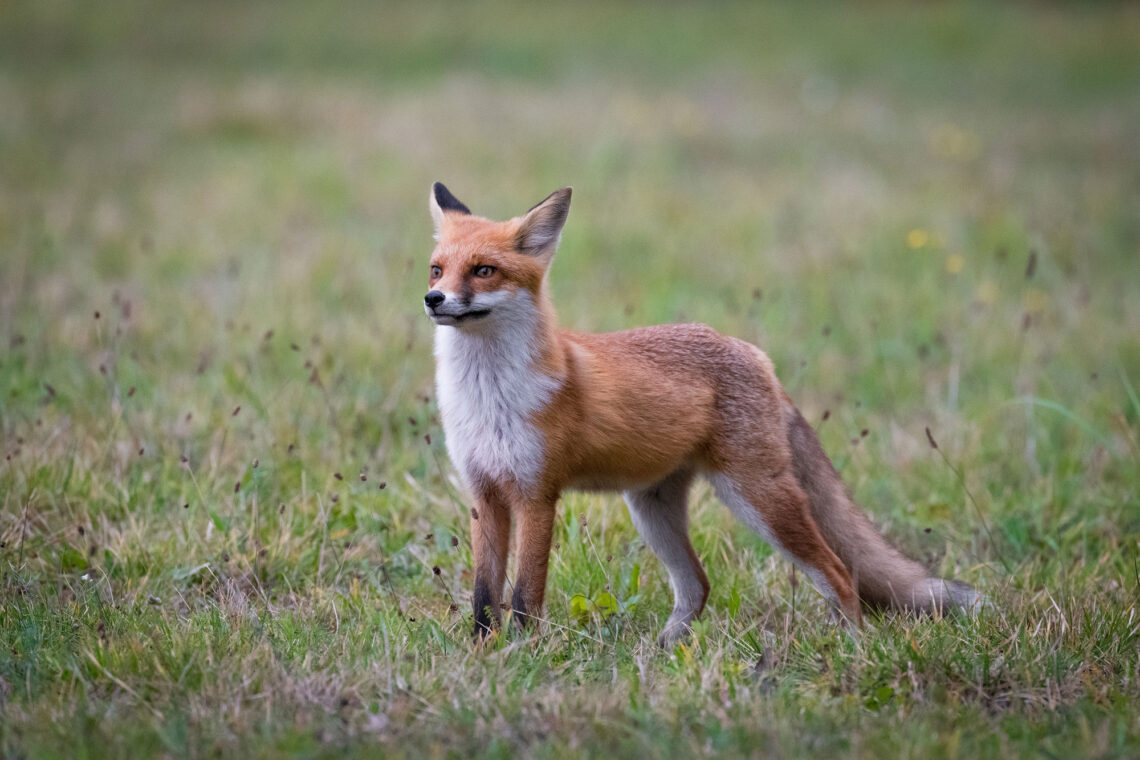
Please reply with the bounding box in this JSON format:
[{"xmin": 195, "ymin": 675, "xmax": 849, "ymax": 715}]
[{"xmin": 785, "ymin": 405, "xmax": 982, "ymax": 615}]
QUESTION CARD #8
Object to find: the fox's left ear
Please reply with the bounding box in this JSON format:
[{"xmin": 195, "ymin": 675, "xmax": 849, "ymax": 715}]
[
  {"xmin": 429, "ymin": 181, "xmax": 471, "ymax": 240},
  {"xmin": 517, "ymin": 187, "xmax": 572, "ymax": 256}
]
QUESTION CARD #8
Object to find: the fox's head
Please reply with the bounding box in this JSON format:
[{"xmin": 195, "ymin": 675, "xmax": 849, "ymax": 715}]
[{"xmin": 424, "ymin": 182, "xmax": 571, "ymax": 330}]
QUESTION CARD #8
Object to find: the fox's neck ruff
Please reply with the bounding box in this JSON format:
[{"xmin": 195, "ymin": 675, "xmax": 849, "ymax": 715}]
[{"xmin": 433, "ymin": 289, "xmax": 562, "ymax": 491}]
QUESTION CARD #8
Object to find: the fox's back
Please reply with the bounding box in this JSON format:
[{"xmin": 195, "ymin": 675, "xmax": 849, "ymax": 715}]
[
  {"xmin": 564, "ymin": 322, "xmax": 774, "ymax": 389},
  {"xmin": 539, "ymin": 322, "xmax": 786, "ymax": 490}
]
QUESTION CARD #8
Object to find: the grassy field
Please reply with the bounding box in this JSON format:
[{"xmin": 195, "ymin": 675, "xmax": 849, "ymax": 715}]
[{"xmin": 2, "ymin": 1, "xmax": 1139, "ymax": 757}]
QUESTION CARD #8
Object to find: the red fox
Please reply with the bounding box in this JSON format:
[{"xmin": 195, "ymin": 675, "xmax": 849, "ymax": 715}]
[{"xmin": 424, "ymin": 182, "xmax": 980, "ymax": 645}]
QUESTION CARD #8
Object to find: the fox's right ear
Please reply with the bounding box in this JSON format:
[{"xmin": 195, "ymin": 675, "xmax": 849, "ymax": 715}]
[{"xmin": 429, "ymin": 182, "xmax": 471, "ymax": 240}]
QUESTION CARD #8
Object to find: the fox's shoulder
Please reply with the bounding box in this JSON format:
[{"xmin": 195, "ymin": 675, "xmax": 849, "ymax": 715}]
[
  {"xmin": 562, "ymin": 322, "xmax": 724, "ymax": 349},
  {"xmin": 560, "ymin": 323, "xmax": 738, "ymax": 355},
  {"xmin": 559, "ymin": 322, "xmax": 767, "ymax": 371}
]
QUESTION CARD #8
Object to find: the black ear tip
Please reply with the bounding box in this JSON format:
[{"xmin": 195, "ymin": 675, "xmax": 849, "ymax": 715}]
[
  {"xmin": 432, "ymin": 182, "xmax": 471, "ymax": 215},
  {"xmin": 553, "ymin": 187, "xmax": 572, "ymax": 213},
  {"xmin": 527, "ymin": 187, "xmax": 574, "ymax": 215}
]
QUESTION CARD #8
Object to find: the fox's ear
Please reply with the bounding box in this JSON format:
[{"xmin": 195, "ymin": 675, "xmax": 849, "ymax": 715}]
[
  {"xmin": 516, "ymin": 187, "xmax": 571, "ymax": 256},
  {"xmin": 429, "ymin": 182, "xmax": 471, "ymax": 239}
]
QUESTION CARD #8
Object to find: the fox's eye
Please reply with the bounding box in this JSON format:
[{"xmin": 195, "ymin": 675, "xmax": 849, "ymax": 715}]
[
  {"xmin": 430, "ymin": 265, "xmax": 442, "ymax": 279},
  {"xmin": 473, "ymin": 265, "xmax": 496, "ymax": 278}
]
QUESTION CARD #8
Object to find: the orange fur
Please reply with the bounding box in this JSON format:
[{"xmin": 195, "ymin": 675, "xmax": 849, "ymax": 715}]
[{"xmin": 424, "ymin": 183, "xmax": 980, "ymax": 645}]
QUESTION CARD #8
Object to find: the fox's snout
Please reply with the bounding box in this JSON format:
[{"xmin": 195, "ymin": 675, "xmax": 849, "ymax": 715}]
[{"xmin": 424, "ymin": 290, "xmax": 446, "ymax": 309}]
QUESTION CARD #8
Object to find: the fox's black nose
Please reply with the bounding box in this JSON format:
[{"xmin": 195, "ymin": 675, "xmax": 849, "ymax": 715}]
[{"xmin": 424, "ymin": 290, "xmax": 446, "ymax": 309}]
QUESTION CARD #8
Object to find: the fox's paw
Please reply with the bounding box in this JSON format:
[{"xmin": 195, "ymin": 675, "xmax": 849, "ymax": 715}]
[
  {"xmin": 828, "ymin": 604, "xmax": 864, "ymax": 635},
  {"xmin": 471, "ymin": 623, "xmax": 500, "ymax": 649},
  {"xmin": 656, "ymin": 618, "xmax": 695, "ymax": 649}
]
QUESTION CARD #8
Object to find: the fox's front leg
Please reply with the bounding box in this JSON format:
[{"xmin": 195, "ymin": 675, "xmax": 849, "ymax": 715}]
[
  {"xmin": 510, "ymin": 500, "xmax": 557, "ymax": 631},
  {"xmin": 470, "ymin": 490, "xmax": 511, "ymax": 641}
]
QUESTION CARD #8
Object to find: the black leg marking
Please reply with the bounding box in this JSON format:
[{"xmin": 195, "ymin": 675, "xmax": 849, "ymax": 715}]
[
  {"xmin": 472, "ymin": 577, "xmax": 498, "ymax": 640},
  {"xmin": 511, "ymin": 584, "xmax": 532, "ymax": 630}
]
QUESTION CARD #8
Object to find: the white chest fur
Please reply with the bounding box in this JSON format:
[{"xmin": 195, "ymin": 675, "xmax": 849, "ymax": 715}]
[{"xmin": 433, "ymin": 294, "xmax": 560, "ymax": 491}]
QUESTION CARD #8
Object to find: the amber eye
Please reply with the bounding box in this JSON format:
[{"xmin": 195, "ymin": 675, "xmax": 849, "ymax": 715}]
[
  {"xmin": 430, "ymin": 265, "xmax": 441, "ymax": 279},
  {"xmin": 474, "ymin": 265, "xmax": 496, "ymax": 278}
]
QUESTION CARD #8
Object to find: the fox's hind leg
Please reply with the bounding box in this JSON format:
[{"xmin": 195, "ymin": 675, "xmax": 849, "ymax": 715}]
[
  {"xmin": 624, "ymin": 467, "xmax": 710, "ymax": 647},
  {"xmin": 709, "ymin": 469, "xmax": 861, "ymax": 624}
]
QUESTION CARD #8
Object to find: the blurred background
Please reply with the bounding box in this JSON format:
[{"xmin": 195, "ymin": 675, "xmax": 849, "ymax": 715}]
[
  {"xmin": 1, "ymin": 2, "xmax": 1139, "ymax": 755},
  {"xmin": 4, "ymin": 1, "xmax": 1138, "ymax": 385},
  {"xmin": 3, "ymin": 0, "xmax": 1138, "ymax": 487},
  {"xmin": 4, "ymin": 1, "xmax": 1138, "ymax": 390}
]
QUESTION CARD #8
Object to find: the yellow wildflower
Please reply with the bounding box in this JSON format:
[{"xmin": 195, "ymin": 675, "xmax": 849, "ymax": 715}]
[{"xmin": 907, "ymin": 229, "xmax": 929, "ymax": 249}]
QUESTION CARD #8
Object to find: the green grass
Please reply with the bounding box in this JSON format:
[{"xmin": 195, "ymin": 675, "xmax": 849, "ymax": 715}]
[{"xmin": 2, "ymin": 1, "xmax": 1139, "ymax": 757}]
